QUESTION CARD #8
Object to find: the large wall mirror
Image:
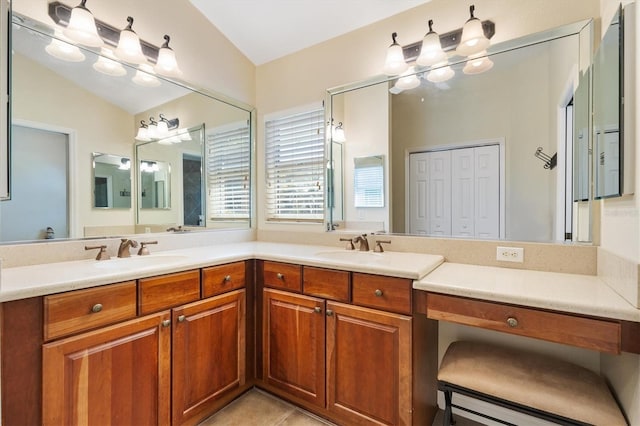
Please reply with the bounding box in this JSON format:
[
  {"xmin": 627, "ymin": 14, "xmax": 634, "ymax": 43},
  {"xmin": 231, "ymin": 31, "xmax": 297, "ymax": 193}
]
[
  {"xmin": 2, "ymin": 8, "xmax": 253, "ymax": 243},
  {"xmin": 328, "ymin": 19, "xmax": 598, "ymax": 243}
]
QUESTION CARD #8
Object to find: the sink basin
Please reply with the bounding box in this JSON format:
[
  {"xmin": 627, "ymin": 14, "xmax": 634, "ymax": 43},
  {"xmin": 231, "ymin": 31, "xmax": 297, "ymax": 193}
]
[{"xmin": 92, "ymin": 255, "xmax": 189, "ymax": 271}]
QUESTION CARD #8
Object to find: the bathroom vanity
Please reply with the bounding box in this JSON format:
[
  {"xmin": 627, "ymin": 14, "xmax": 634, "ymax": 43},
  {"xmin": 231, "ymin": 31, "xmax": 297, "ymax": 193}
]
[{"xmin": 0, "ymin": 243, "xmax": 637, "ymax": 425}]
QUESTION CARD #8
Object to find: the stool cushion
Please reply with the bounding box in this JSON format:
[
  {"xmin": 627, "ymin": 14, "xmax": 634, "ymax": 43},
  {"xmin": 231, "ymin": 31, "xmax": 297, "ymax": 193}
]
[{"xmin": 438, "ymin": 341, "xmax": 627, "ymax": 426}]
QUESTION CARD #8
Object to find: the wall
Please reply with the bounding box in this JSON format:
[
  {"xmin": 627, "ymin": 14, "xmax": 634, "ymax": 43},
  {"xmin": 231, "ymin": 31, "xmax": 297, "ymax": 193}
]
[{"xmin": 12, "ymin": 0, "xmax": 255, "ymax": 106}]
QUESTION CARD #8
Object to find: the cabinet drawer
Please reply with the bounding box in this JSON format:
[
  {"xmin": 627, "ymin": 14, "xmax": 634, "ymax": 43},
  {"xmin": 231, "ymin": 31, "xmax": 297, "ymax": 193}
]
[
  {"xmin": 202, "ymin": 261, "xmax": 245, "ymax": 297},
  {"xmin": 139, "ymin": 270, "xmax": 200, "ymax": 315},
  {"xmin": 426, "ymin": 293, "xmax": 622, "ymax": 354},
  {"xmin": 303, "ymin": 266, "xmax": 350, "ymax": 302},
  {"xmin": 352, "ymin": 273, "xmax": 411, "ymax": 314},
  {"xmin": 44, "ymin": 281, "xmax": 137, "ymax": 341},
  {"xmin": 263, "ymin": 261, "xmax": 302, "ymax": 292}
]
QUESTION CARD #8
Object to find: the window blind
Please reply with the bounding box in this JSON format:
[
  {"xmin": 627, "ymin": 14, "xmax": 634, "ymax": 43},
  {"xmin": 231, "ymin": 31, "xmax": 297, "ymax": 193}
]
[
  {"xmin": 207, "ymin": 123, "xmax": 250, "ymax": 220},
  {"xmin": 354, "ymin": 157, "xmax": 384, "ymax": 208},
  {"xmin": 265, "ymin": 108, "xmax": 325, "ymax": 221}
]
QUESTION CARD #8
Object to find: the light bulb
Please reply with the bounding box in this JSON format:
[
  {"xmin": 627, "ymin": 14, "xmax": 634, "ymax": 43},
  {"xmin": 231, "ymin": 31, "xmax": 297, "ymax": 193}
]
[
  {"xmin": 426, "ymin": 61, "xmax": 455, "ymax": 83},
  {"xmin": 93, "ymin": 48, "xmax": 126, "ymax": 76},
  {"xmin": 394, "ymin": 66, "xmax": 421, "ymax": 91},
  {"xmin": 45, "ymin": 36, "xmax": 85, "ymax": 62},
  {"xmin": 154, "ymin": 35, "xmax": 182, "ymax": 78},
  {"xmin": 382, "ymin": 32, "xmax": 408, "ymax": 76},
  {"xmin": 416, "ymin": 20, "xmax": 447, "ymax": 67},
  {"xmin": 114, "ymin": 17, "xmax": 146, "ymax": 64},
  {"xmin": 456, "ymin": 5, "xmax": 490, "ymax": 56},
  {"xmin": 63, "ymin": 0, "xmax": 103, "ymax": 47},
  {"xmin": 463, "ymin": 51, "xmax": 494, "ymax": 75}
]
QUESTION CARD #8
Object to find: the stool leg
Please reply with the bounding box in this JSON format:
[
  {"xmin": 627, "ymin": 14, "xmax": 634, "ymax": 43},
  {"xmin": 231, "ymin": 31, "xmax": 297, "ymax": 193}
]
[{"xmin": 443, "ymin": 390, "xmax": 455, "ymax": 426}]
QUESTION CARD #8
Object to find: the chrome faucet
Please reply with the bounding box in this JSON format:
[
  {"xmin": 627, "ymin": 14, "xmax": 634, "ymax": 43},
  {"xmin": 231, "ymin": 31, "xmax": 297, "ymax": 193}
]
[
  {"xmin": 352, "ymin": 234, "xmax": 370, "ymax": 251},
  {"xmin": 117, "ymin": 238, "xmax": 138, "ymax": 258}
]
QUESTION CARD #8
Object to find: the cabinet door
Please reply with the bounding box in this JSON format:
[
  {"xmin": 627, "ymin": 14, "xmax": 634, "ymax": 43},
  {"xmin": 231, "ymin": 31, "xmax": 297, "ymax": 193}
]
[
  {"xmin": 263, "ymin": 288, "xmax": 325, "ymax": 407},
  {"xmin": 172, "ymin": 289, "xmax": 246, "ymax": 426},
  {"xmin": 42, "ymin": 311, "xmax": 171, "ymax": 426},
  {"xmin": 326, "ymin": 302, "xmax": 412, "ymax": 425}
]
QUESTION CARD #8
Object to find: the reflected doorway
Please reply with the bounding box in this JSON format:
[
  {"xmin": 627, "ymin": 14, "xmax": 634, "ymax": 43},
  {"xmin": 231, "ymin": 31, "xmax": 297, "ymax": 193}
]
[
  {"xmin": 0, "ymin": 124, "xmax": 69, "ymax": 241},
  {"xmin": 183, "ymin": 154, "xmax": 203, "ymax": 226}
]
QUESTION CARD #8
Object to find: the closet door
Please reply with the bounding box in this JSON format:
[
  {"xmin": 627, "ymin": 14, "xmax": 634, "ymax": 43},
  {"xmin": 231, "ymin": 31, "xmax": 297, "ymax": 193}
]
[
  {"xmin": 408, "ymin": 152, "xmax": 429, "ymax": 235},
  {"xmin": 474, "ymin": 145, "xmax": 500, "ymax": 239},
  {"xmin": 427, "ymin": 151, "xmax": 451, "ymax": 236},
  {"xmin": 451, "ymin": 148, "xmax": 475, "ymax": 237}
]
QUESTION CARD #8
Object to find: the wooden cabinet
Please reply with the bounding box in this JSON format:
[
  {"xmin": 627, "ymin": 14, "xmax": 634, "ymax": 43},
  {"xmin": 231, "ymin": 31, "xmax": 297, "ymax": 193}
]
[
  {"xmin": 42, "ymin": 311, "xmax": 172, "ymax": 426},
  {"xmin": 172, "ymin": 289, "xmax": 246, "ymax": 426},
  {"xmin": 263, "ymin": 288, "xmax": 326, "ymax": 407},
  {"xmin": 326, "ymin": 302, "xmax": 412, "ymax": 425},
  {"xmin": 260, "ymin": 265, "xmax": 417, "ymax": 425}
]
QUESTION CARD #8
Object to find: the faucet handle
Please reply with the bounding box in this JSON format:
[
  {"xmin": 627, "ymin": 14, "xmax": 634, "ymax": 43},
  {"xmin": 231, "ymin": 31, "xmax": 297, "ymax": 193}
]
[
  {"xmin": 339, "ymin": 237, "xmax": 355, "ymax": 250},
  {"xmin": 374, "ymin": 240, "xmax": 391, "ymax": 253},
  {"xmin": 85, "ymin": 245, "xmax": 110, "ymax": 261},
  {"xmin": 138, "ymin": 241, "xmax": 158, "ymax": 256}
]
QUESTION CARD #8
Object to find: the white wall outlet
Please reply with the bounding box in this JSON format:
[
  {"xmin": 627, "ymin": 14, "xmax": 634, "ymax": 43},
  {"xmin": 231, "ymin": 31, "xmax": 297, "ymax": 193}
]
[{"xmin": 496, "ymin": 246, "xmax": 524, "ymax": 263}]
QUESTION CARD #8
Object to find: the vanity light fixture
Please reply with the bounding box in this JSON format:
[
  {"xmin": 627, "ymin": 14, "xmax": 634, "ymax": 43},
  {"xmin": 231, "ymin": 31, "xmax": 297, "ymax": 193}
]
[
  {"xmin": 140, "ymin": 161, "xmax": 159, "ymax": 173},
  {"xmin": 333, "ymin": 122, "xmax": 346, "ymax": 143},
  {"xmin": 157, "ymin": 114, "xmax": 170, "ymax": 136},
  {"xmin": 426, "ymin": 61, "xmax": 455, "ymax": 83},
  {"xmin": 147, "ymin": 117, "xmax": 159, "ymax": 139},
  {"xmin": 119, "ymin": 158, "xmax": 131, "ymax": 170},
  {"xmin": 62, "ymin": 0, "xmax": 102, "ymax": 47},
  {"xmin": 132, "ymin": 64, "xmax": 161, "ymax": 87},
  {"xmin": 45, "ymin": 31, "xmax": 86, "ymax": 62},
  {"xmin": 114, "ymin": 16, "xmax": 146, "ymax": 65},
  {"xmin": 135, "ymin": 120, "xmax": 151, "ymax": 141},
  {"xmin": 416, "ymin": 20, "xmax": 447, "ymax": 67},
  {"xmin": 456, "ymin": 5, "xmax": 491, "ymax": 56},
  {"xmin": 154, "ymin": 35, "xmax": 182, "ymax": 78},
  {"xmin": 393, "ymin": 66, "xmax": 421, "ymax": 93},
  {"xmin": 462, "ymin": 50, "xmax": 493, "ymax": 75},
  {"xmin": 93, "ymin": 47, "xmax": 127, "ymax": 76},
  {"xmin": 383, "ymin": 32, "xmax": 409, "ymax": 76}
]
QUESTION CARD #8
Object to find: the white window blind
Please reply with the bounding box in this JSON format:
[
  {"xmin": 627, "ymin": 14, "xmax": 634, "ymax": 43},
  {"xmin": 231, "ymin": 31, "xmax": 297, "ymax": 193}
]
[
  {"xmin": 265, "ymin": 108, "xmax": 325, "ymax": 221},
  {"xmin": 354, "ymin": 156, "xmax": 384, "ymax": 208},
  {"xmin": 207, "ymin": 123, "xmax": 250, "ymax": 220}
]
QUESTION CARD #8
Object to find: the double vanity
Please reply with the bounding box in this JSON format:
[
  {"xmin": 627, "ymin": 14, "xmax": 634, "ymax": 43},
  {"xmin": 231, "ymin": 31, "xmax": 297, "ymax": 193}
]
[{"xmin": 1, "ymin": 240, "xmax": 637, "ymax": 425}]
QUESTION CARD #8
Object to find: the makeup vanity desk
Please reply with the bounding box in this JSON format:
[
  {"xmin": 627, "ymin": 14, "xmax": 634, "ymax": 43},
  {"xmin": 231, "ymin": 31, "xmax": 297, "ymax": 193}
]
[{"xmin": 413, "ymin": 263, "xmax": 640, "ymax": 355}]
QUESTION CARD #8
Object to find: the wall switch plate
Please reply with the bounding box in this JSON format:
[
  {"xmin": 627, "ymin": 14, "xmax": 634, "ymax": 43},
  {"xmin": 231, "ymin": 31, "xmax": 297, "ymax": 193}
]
[{"xmin": 496, "ymin": 246, "xmax": 524, "ymax": 263}]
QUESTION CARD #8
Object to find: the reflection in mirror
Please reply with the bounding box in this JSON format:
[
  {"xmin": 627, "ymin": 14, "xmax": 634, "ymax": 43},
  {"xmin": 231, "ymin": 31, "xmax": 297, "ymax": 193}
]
[
  {"xmin": 593, "ymin": 6, "xmax": 623, "ymax": 199},
  {"xmin": 92, "ymin": 153, "xmax": 132, "ymax": 209},
  {"xmin": 139, "ymin": 160, "xmax": 171, "ymax": 210},
  {"xmin": 7, "ymin": 12, "xmax": 253, "ymax": 242},
  {"xmin": 354, "ymin": 156, "xmax": 385, "ymax": 208},
  {"xmin": 329, "ymin": 20, "xmax": 593, "ymax": 243}
]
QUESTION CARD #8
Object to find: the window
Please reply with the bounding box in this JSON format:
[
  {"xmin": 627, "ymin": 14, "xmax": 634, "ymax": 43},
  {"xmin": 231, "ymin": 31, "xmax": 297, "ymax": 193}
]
[
  {"xmin": 353, "ymin": 155, "xmax": 384, "ymax": 208},
  {"xmin": 265, "ymin": 108, "xmax": 325, "ymax": 221},
  {"xmin": 207, "ymin": 122, "xmax": 251, "ymax": 220}
]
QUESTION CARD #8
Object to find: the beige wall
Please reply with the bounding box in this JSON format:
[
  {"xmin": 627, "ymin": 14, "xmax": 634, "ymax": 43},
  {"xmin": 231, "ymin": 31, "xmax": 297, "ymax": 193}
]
[{"xmin": 12, "ymin": 0, "xmax": 255, "ymax": 106}]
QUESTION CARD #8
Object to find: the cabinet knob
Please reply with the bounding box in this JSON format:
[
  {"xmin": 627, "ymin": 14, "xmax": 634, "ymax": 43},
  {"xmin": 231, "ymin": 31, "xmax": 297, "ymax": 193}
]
[
  {"xmin": 224, "ymin": 275, "xmax": 232, "ymax": 282},
  {"xmin": 276, "ymin": 273, "xmax": 284, "ymax": 280},
  {"xmin": 91, "ymin": 303, "xmax": 103, "ymax": 313},
  {"xmin": 374, "ymin": 289, "xmax": 383, "ymax": 297},
  {"xmin": 314, "ymin": 307, "xmax": 322, "ymax": 314},
  {"xmin": 161, "ymin": 319, "xmax": 171, "ymax": 328},
  {"xmin": 506, "ymin": 317, "xmax": 519, "ymax": 328},
  {"xmin": 177, "ymin": 315, "xmax": 186, "ymax": 322},
  {"xmin": 326, "ymin": 310, "xmax": 334, "ymax": 317}
]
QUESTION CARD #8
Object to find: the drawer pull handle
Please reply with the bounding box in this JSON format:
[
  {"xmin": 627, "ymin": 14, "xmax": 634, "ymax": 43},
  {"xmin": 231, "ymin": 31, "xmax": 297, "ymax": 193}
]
[
  {"xmin": 91, "ymin": 303, "xmax": 103, "ymax": 313},
  {"xmin": 506, "ymin": 317, "xmax": 519, "ymax": 328},
  {"xmin": 276, "ymin": 273, "xmax": 284, "ymax": 280},
  {"xmin": 374, "ymin": 289, "xmax": 383, "ymax": 297},
  {"xmin": 314, "ymin": 307, "xmax": 322, "ymax": 314},
  {"xmin": 161, "ymin": 319, "xmax": 171, "ymax": 328},
  {"xmin": 224, "ymin": 275, "xmax": 232, "ymax": 282},
  {"xmin": 177, "ymin": 315, "xmax": 186, "ymax": 322},
  {"xmin": 326, "ymin": 309, "xmax": 334, "ymax": 317}
]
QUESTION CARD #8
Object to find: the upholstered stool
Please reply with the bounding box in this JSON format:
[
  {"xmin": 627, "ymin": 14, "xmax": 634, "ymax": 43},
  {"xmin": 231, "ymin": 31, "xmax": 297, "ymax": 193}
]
[{"xmin": 438, "ymin": 341, "xmax": 627, "ymax": 426}]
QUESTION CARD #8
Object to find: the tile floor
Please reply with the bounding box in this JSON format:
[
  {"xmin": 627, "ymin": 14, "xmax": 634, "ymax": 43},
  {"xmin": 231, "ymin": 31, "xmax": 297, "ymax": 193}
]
[{"xmin": 198, "ymin": 388, "xmax": 485, "ymax": 426}]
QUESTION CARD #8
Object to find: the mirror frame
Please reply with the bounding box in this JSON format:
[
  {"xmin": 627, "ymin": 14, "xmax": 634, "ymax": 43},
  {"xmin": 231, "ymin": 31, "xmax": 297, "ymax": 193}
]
[{"xmin": 325, "ymin": 19, "xmax": 594, "ymax": 242}]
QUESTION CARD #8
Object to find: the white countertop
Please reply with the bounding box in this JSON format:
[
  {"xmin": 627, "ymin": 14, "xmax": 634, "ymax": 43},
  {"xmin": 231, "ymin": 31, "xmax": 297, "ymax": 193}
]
[
  {"xmin": 0, "ymin": 242, "xmax": 444, "ymax": 302},
  {"xmin": 414, "ymin": 262, "xmax": 640, "ymax": 322}
]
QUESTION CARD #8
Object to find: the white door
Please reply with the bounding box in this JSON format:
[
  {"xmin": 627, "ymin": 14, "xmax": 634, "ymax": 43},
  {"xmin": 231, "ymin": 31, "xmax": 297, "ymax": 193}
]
[
  {"xmin": 408, "ymin": 152, "xmax": 429, "ymax": 234},
  {"xmin": 427, "ymin": 150, "xmax": 451, "ymax": 236},
  {"xmin": 451, "ymin": 148, "xmax": 475, "ymax": 237},
  {"xmin": 474, "ymin": 145, "xmax": 500, "ymax": 239}
]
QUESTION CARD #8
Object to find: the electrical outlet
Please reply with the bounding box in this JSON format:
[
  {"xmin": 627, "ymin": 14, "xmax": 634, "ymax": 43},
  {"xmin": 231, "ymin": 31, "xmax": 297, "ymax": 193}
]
[{"xmin": 496, "ymin": 246, "xmax": 524, "ymax": 263}]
